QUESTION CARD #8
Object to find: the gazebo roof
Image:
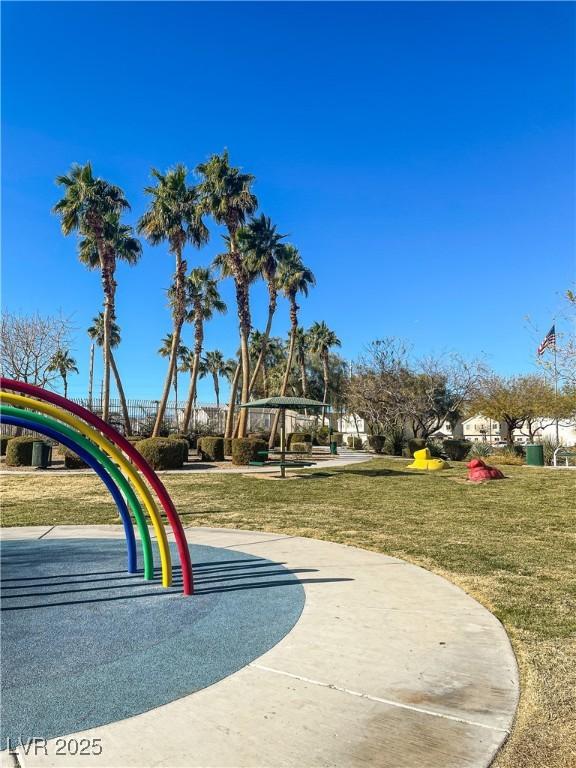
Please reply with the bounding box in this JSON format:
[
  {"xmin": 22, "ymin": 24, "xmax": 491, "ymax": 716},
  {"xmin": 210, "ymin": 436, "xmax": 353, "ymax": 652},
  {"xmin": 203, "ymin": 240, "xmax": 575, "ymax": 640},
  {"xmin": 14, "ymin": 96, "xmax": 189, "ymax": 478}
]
[{"xmin": 240, "ymin": 396, "xmax": 327, "ymax": 410}]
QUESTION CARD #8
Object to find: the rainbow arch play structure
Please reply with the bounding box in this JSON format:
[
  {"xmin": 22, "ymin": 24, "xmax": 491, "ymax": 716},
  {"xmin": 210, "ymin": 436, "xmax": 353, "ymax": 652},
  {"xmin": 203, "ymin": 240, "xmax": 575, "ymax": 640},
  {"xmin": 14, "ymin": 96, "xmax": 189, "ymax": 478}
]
[{"xmin": 0, "ymin": 378, "xmax": 193, "ymax": 595}]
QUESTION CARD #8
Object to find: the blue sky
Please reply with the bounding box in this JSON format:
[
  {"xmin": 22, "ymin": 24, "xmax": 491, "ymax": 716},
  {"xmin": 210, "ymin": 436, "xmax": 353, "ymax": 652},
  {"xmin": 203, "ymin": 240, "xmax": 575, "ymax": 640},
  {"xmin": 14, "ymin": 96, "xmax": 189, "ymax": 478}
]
[{"xmin": 2, "ymin": 1, "xmax": 574, "ymax": 400}]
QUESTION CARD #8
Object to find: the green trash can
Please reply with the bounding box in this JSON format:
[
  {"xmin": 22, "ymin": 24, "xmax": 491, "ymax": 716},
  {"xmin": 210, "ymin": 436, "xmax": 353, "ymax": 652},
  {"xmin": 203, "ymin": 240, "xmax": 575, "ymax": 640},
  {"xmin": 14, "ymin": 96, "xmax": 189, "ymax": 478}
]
[
  {"xmin": 329, "ymin": 441, "xmax": 338, "ymax": 455},
  {"xmin": 525, "ymin": 444, "xmax": 544, "ymax": 467},
  {"xmin": 31, "ymin": 440, "xmax": 52, "ymax": 469}
]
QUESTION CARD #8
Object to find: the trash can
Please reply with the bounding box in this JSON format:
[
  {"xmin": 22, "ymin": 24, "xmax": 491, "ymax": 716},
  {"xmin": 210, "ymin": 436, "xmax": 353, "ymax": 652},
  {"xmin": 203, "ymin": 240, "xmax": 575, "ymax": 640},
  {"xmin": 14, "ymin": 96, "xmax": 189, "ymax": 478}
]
[
  {"xmin": 31, "ymin": 440, "xmax": 51, "ymax": 469},
  {"xmin": 525, "ymin": 444, "xmax": 544, "ymax": 467},
  {"xmin": 330, "ymin": 441, "xmax": 338, "ymax": 455}
]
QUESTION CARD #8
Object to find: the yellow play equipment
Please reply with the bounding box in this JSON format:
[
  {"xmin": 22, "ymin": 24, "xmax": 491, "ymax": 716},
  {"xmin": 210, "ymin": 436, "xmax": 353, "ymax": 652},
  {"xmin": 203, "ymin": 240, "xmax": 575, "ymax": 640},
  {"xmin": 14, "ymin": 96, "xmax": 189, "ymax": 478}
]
[{"xmin": 407, "ymin": 447, "xmax": 449, "ymax": 471}]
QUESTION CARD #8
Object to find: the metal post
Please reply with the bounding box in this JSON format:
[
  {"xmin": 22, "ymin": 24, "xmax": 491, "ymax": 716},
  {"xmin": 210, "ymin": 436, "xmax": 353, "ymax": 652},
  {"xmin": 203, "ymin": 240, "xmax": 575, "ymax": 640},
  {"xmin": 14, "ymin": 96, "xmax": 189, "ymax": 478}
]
[{"xmin": 554, "ymin": 343, "xmax": 559, "ymax": 443}]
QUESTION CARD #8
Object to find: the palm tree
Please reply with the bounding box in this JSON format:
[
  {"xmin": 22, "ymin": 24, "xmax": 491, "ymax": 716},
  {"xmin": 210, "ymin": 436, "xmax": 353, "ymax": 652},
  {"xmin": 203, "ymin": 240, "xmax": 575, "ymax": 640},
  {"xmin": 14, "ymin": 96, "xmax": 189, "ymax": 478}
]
[
  {"xmin": 294, "ymin": 327, "xmax": 309, "ymax": 398},
  {"xmin": 87, "ymin": 313, "xmax": 133, "ymax": 435},
  {"xmin": 138, "ymin": 165, "xmax": 208, "ymax": 436},
  {"xmin": 307, "ymin": 321, "xmax": 342, "ymax": 423},
  {"xmin": 53, "ymin": 162, "xmax": 131, "ymax": 421},
  {"xmin": 47, "ymin": 349, "xmax": 78, "ymax": 398},
  {"xmin": 181, "ymin": 267, "xmax": 226, "ymax": 432},
  {"xmin": 201, "ymin": 350, "xmax": 228, "ymax": 407},
  {"xmin": 196, "ymin": 151, "xmax": 257, "ymax": 437},
  {"xmin": 269, "ymin": 246, "xmax": 316, "ymax": 447},
  {"xmin": 158, "ymin": 334, "xmax": 189, "ymax": 430},
  {"xmin": 242, "ymin": 215, "xmax": 287, "ymax": 394}
]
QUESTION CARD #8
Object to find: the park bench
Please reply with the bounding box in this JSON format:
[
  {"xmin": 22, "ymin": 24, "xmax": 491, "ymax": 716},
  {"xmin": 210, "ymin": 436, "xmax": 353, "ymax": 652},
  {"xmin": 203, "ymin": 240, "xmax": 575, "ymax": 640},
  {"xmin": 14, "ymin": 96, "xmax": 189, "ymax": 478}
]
[{"xmin": 553, "ymin": 446, "xmax": 576, "ymax": 467}]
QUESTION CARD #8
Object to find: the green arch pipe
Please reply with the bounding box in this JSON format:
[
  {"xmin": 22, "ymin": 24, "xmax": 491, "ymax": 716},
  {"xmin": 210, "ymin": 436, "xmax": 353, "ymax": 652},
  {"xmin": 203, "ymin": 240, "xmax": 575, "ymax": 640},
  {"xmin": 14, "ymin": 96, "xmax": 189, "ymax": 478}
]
[{"xmin": 1, "ymin": 404, "xmax": 154, "ymax": 580}]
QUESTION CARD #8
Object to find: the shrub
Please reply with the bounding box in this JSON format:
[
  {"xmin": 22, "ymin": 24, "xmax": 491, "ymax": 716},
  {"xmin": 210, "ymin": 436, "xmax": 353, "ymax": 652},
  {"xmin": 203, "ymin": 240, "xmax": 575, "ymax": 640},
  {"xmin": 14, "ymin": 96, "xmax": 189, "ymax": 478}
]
[
  {"xmin": 63, "ymin": 448, "xmax": 89, "ymax": 469},
  {"xmin": 407, "ymin": 438, "xmax": 426, "ymax": 457},
  {"xmin": 168, "ymin": 436, "xmax": 189, "ymax": 463},
  {"xmin": 426, "ymin": 439, "xmax": 445, "ymax": 458},
  {"xmin": 126, "ymin": 436, "xmax": 145, "ymax": 445},
  {"xmin": 314, "ymin": 426, "xmax": 331, "ymax": 446},
  {"xmin": 491, "ymin": 448, "xmax": 524, "ymax": 466},
  {"xmin": 443, "ymin": 439, "xmax": 472, "ymax": 461},
  {"xmin": 248, "ymin": 432, "xmax": 270, "ymax": 442},
  {"xmin": 1, "ymin": 436, "xmax": 12, "ymax": 456},
  {"xmin": 347, "ymin": 436, "xmax": 364, "ymax": 450},
  {"xmin": 136, "ymin": 438, "xmax": 184, "ymax": 470},
  {"xmin": 332, "ymin": 432, "xmax": 343, "ymax": 447},
  {"xmin": 5, "ymin": 436, "xmax": 36, "ymax": 466},
  {"xmin": 536, "ymin": 437, "xmax": 563, "ymax": 466},
  {"xmin": 287, "ymin": 432, "xmax": 311, "ymax": 448},
  {"xmin": 232, "ymin": 438, "xmax": 268, "ymax": 465},
  {"xmin": 198, "ymin": 436, "xmax": 224, "ymax": 462},
  {"xmin": 385, "ymin": 427, "xmax": 404, "ymax": 456},
  {"xmin": 467, "ymin": 442, "xmax": 492, "ymax": 460},
  {"xmin": 291, "ymin": 441, "xmax": 311, "ymax": 454},
  {"xmin": 171, "ymin": 432, "xmax": 193, "ymax": 448},
  {"xmin": 224, "ymin": 438, "xmax": 233, "ymax": 456},
  {"xmin": 368, "ymin": 435, "xmax": 386, "ymax": 454}
]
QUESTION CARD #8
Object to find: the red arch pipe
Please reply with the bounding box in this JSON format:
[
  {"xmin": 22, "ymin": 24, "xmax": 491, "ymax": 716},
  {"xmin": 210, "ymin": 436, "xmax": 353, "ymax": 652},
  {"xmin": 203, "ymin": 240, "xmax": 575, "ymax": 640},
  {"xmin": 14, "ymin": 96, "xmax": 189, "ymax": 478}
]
[{"xmin": 1, "ymin": 378, "xmax": 193, "ymax": 595}]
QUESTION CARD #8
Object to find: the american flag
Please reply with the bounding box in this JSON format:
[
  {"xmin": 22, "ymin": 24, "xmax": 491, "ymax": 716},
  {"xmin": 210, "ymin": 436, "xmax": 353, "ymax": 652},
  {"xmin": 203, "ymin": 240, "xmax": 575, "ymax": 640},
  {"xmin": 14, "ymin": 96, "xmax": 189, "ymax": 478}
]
[{"xmin": 537, "ymin": 325, "xmax": 556, "ymax": 356}]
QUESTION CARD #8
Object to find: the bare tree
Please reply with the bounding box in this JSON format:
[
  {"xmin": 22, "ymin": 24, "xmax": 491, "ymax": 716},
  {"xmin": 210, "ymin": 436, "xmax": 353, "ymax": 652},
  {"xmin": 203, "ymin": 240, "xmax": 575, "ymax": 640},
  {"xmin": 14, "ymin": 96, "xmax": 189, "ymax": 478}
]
[
  {"xmin": 346, "ymin": 338, "xmax": 486, "ymax": 439},
  {"xmin": 1, "ymin": 312, "xmax": 74, "ymax": 387}
]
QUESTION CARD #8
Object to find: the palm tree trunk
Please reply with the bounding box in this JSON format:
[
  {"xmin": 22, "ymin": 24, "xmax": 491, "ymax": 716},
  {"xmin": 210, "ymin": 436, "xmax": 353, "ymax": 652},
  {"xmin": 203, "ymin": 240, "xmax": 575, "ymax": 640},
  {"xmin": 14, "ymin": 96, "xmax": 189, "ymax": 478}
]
[
  {"xmin": 227, "ymin": 230, "xmax": 251, "ymax": 438},
  {"xmin": 182, "ymin": 311, "xmax": 204, "ymax": 432},
  {"xmin": 249, "ymin": 286, "xmax": 276, "ymax": 395},
  {"xmin": 224, "ymin": 361, "xmax": 241, "ymax": 439},
  {"xmin": 182, "ymin": 354, "xmax": 201, "ymax": 433},
  {"xmin": 101, "ymin": 254, "xmax": 116, "ymax": 422},
  {"xmin": 63, "ymin": 373, "xmax": 68, "ymax": 399},
  {"xmin": 322, "ymin": 353, "xmax": 329, "ymax": 425},
  {"xmin": 300, "ymin": 359, "xmax": 308, "ymax": 397},
  {"xmin": 263, "ymin": 362, "xmax": 268, "ymax": 397},
  {"xmin": 213, "ymin": 373, "xmax": 220, "ymax": 408},
  {"xmin": 269, "ymin": 301, "xmax": 298, "ymax": 448},
  {"xmin": 153, "ymin": 246, "xmax": 186, "ymax": 436},
  {"xmin": 110, "ymin": 351, "xmax": 132, "ymax": 435},
  {"xmin": 173, "ymin": 368, "xmax": 179, "ymax": 430}
]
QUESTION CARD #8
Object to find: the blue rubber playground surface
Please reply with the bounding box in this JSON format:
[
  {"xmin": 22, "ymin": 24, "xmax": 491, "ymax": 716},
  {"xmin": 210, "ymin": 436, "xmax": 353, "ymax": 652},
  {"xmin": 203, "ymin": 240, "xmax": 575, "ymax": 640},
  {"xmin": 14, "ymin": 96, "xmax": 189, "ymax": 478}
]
[{"xmin": 1, "ymin": 538, "xmax": 305, "ymax": 743}]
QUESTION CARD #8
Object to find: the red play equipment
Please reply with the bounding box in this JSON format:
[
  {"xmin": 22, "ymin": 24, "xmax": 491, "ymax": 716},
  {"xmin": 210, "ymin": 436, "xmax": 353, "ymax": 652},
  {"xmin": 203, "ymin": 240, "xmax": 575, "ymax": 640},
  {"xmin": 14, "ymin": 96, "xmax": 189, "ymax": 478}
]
[{"xmin": 467, "ymin": 458, "xmax": 505, "ymax": 482}]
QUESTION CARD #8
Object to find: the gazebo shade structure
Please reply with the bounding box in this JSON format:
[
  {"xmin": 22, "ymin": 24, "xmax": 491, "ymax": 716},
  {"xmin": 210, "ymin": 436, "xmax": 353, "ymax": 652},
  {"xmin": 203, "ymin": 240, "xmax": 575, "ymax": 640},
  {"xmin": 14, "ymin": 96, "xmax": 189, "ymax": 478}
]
[{"xmin": 240, "ymin": 396, "xmax": 328, "ymax": 477}]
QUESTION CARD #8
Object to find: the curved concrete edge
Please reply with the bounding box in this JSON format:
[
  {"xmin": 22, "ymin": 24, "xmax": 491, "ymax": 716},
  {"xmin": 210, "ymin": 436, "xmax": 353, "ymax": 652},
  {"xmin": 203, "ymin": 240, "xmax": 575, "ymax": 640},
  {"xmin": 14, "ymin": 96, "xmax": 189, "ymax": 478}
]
[{"xmin": 0, "ymin": 526, "xmax": 519, "ymax": 768}]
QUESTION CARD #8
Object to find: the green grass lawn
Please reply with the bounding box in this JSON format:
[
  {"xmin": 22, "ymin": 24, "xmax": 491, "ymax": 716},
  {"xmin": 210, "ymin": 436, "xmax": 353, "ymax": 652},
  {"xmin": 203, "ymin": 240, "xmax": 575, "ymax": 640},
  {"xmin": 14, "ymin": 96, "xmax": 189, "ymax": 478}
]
[{"xmin": 2, "ymin": 457, "xmax": 574, "ymax": 768}]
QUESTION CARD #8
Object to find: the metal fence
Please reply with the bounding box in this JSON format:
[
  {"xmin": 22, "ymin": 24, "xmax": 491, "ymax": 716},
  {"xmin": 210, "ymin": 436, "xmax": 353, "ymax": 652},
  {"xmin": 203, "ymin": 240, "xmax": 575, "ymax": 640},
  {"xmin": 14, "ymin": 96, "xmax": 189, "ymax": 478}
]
[{"xmin": 1, "ymin": 397, "xmax": 317, "ymax": 437}]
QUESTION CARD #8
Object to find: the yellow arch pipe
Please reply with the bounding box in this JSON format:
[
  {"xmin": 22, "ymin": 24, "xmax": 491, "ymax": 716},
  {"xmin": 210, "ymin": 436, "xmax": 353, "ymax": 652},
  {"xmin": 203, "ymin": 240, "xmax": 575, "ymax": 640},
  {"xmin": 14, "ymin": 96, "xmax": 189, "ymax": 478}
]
[{"xmin": 0, "ymin": 391, "xmax": 172, "ymax": 588}]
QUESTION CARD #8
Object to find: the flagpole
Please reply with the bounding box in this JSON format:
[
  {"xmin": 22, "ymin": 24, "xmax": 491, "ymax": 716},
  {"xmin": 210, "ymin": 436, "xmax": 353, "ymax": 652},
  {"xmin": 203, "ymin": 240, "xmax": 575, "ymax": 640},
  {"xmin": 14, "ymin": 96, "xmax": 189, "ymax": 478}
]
[{"xmin": 553, "ymin": 338, "xmax": 559, "ymax": 443}]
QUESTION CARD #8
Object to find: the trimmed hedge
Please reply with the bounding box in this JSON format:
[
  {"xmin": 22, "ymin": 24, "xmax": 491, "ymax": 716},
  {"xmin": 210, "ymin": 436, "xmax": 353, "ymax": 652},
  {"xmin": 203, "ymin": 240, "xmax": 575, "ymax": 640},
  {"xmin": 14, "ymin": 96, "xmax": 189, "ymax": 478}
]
[
  {"xmin": 136, "ymin": 438, "xmax": 184, "ymax": 470},
  {"xmin": 232, "ymin": 438, "xmax": 268, "ymax": 465},
  {"xmin": 291, "ymin": 441, "xmax": 311, "ymax": 454},
  {"xmin": 248, "ymin": 432, "xmax": 270, "ymax": 442},
  {"xmin": 1, "ymin": 436, "xmax": 12, "ymax": 456},
  {"xmin": 6, "ymin": 436, "xmax": 36, "ymax": 466},
  {"xmin": 443, "ymin": 439, "xmax": 472, "ymax": 461},
  {"xmin": 287, "ymin": 432, "xmax": 312, "ymax": 448},
  {"xmin": 198, "ymin": 436, "xmax": 224, "ymax": 462},
  {"xmin": 63, "ymin": 448, "xmax": 89, "ymax": 469},
  {"xmin": 314, "ymin": 426, "xmax": 331, "ymax": 446},
  {"xmin": 332, "ymin": 432, "xmax": 343, "ymax": 447},
  {"xmin": 126, "ymin": 436, "xmax": 146, "ymax": 444},
  {"xmin": 368, "ymin": 435, "xmax": 386, "ymax": 454},
  {"xmin": 347, "ymin": 436, "xmax": 364, "ymax": 450},
  {"xmin": 168, "ymin": 436, "xmax": 189, "ymax": 463},
  {"xmin": 171, "ymin": 432, "xmax": 193, "ymax": 448},
  {"xmin": 224, "ymin": 438, "xmax": 233, "ymax": 456}
]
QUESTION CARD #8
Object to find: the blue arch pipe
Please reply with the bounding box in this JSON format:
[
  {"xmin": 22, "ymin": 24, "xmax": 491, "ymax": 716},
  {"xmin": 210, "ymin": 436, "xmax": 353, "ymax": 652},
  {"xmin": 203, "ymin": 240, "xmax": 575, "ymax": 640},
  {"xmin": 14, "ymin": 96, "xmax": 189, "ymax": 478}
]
[{"xmin": 2, "ymin": 414, "xmax": 138, "ymax": 574}]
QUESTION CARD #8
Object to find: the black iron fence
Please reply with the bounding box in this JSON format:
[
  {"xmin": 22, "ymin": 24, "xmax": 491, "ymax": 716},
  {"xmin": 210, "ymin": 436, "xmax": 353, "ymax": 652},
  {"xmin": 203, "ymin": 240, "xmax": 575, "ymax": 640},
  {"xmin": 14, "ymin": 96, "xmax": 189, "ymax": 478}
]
[{"xmin": 1, "ymin": 398, "xmax": 317, "ymax": 437}]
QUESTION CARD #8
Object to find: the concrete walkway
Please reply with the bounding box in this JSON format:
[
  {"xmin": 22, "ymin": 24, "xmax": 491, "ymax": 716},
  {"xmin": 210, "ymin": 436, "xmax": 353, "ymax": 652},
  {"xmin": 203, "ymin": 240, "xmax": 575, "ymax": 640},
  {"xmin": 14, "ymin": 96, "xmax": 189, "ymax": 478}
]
[
  {"xmin": 0, "ymin": 449, "xmax": 373, "ymax": 476},
  {"xmin": 0, "ymin": 526, "xmax": 519, "ymax": 768}
]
